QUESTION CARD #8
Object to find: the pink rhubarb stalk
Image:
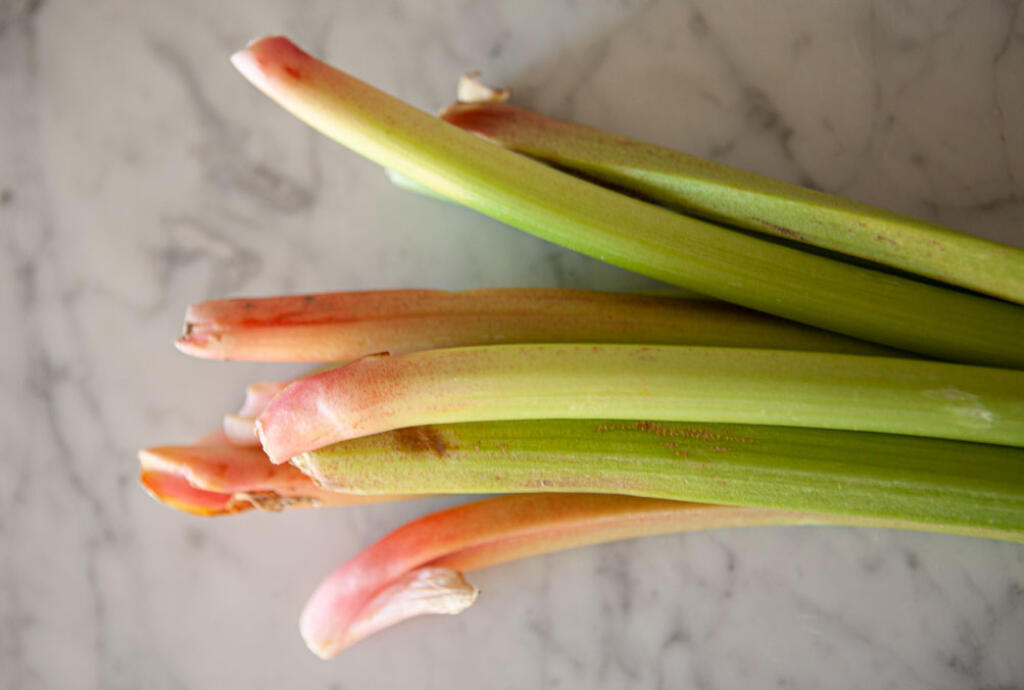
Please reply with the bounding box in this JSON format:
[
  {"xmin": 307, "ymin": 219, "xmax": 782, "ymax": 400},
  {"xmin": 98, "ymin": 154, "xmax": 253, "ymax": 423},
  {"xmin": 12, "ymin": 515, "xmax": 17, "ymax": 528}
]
[
  {"xmin": 139, "ymin": 432, "xmax": 403, "ymax": 515},
  {"xmin": 299, "ymin": 492, "xmax": 910, "ymax": 658},
  {"xmin": 176, "ymin": 288, "xmax": 896, "ymax": 362}
]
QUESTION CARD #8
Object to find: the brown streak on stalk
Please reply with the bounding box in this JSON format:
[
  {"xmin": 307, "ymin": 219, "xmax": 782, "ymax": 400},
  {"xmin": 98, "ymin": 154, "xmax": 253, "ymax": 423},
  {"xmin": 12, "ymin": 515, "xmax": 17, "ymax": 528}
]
[
  {"xmin": 755, "ymin": 219, "xmax": 809, "ymax": 242},
  {"xmin": 661, "ymin": 441, "xmax": 690, "ymax": 458},
  {"xmin": 394, "ymin": 426, "xmax": 450, "ymax": 457},
  {"xmin": 594, "ymin": 421, "xmax": 756, "ymax": 445},
  {"xmin": 236, "ymin": 491, "xmax": 322, "ymax": 512},
  {"xmin": 517, "ymin": 475, "xmax": 643, "ymax": 492}
]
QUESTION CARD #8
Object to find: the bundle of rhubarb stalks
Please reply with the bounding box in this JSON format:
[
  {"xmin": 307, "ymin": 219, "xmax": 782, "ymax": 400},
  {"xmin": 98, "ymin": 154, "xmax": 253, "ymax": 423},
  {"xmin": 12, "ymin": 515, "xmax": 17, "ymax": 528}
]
[{"xmin": 139, "ymin": 37, "xmax": 1024, "ymax": 659}]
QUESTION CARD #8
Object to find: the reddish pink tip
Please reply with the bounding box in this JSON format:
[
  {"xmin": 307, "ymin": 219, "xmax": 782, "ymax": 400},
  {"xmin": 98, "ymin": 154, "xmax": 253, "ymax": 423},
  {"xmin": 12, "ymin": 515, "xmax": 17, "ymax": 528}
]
[{"xmin": 231, "ymin": 36, "xmax": 313, "ymax": 97}]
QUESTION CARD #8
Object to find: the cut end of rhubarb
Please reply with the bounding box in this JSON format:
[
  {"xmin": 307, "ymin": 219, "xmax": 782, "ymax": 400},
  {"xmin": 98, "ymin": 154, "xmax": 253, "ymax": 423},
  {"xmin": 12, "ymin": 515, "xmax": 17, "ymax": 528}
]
[
  {"xmin": 175, "ymin": 329, "xmax": 221, "ymax": 359},
  {"xmin": 456, "ymin": 71, "xmax": 509, "ymax": 105},
  {"xmin": 230, "ymin": 47, "xmax": 266, "ymax": 90},
  {"xmin": 225, "ymin": 380, "xmax": 290, "ymax": 445},
  {"xmin": 223, "ymin": 414, "xmax": 260, "ymax": 446},
  {"xmin": 138, "ymin": 469, "xmax": 243, "ymax": 517},
  {"xmin": 254, "ymin": 420, "xmax": 277, "ymax": 463},
  {"xmin": 300, "ymin": 566, "xmax": 479, "ymax": 659},
  {"xmin": 175, "ymin": 301, "xmax": 219, "ymax": 358},
  {"xmin": 138, "ymin": 435, "xmax": 396, "ymax": 515},
  {"xmin": 231, "ymin": 36, "xmax": 316, "ymax": 102},
  {"xmin": 174, "ymin": 334, "xmax": 207, "ymax": 358}
]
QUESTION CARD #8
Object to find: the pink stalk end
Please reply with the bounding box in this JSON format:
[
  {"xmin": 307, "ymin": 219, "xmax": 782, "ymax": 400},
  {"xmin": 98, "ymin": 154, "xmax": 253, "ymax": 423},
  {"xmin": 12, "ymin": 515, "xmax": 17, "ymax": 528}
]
[
  {"xmin": 229, "ymin": 37, "xmax": 295, "ymax": 97},
  {"xmin": 311, "ymin": 567, "xmax": 478, "ymax": 658},
  {"xmin": 299, "ymin": 494, "xmax": 806, "ymax": 657},
  {"xmin": 139, "ymin": 470, "xmax": 239, "ymax": 516},
  {"xmin": 138, "ymin": 432, "xmax": 405, "ymax": 515}
]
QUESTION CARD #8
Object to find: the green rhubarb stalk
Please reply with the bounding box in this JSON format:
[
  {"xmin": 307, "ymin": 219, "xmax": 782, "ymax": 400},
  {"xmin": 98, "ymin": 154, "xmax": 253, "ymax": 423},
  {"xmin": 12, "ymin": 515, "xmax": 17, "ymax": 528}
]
[
  {"xmin": 256, "ymin": 343, "xmax": 1024, "ymax": 463},
  {"xmin": 176, "ymin": 288, "xmax": 899, "ymax": 362},
  {"xmin": 299, "ymin": 492, "xmax": 1012, "ymax": 658},
  {"xmin": 440, "ymin": 99, "xmax": 1024, "ymax": 305},
  {"xmin": 231, "ymin": 36, "xmax": 1024, "ymax": 367},
  {"xmin": 294, "ymin": 419, "xmax": 1024, "ymax": 540}
]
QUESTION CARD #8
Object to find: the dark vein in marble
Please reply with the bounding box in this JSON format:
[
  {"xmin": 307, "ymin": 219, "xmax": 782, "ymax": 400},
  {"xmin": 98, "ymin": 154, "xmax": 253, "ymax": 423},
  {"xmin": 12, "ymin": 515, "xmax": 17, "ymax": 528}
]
[
  {"xmin": 594, "ymin": 544, "xmax": 643, "ymax": 683},
  {"xmin": 687, "ymin": 6, "xmax": 820, "ymax": 190},
  {"xmin": 992, "ymin": 0, "xmax": 1023, "ymax": 190},
  {"xmin": 1, "ymin": 19, "xmax": 144, "ymax": 688},
  {"xmin": 653, "ymin": 621, "xmax": 693, "ymax": 690},
  {"xmin": 155, "ymin": 213, "xmax": 263, "ymax": 301},
  {"xmin": 0, "ymin": 0, "xmax": 45, "ymax": 36},
  {"xmin": 149, "ymin": 40, "xmax": 316, "ymax": 214},
  {"xmin": 765, "ymin": 569, "xmax": 956, "ymax": 689}
]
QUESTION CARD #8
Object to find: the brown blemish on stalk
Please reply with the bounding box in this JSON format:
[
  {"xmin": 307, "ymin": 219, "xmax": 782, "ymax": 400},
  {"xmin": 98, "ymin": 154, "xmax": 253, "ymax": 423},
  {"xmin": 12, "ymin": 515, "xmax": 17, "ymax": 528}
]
[
  {"xmin": 629, "ymin": 346, "xmax": 657, "ymax": 362},
  {"xmin": 875, "ymin": 235, "xmax": 898, "ymax": 246},
  {"xmin": 237, "ymin": 491, "xmax": 321, "ymax": 512},
  {"xmin": 594, "ymin": 421, "xmax": 756, "ymax": 445},
  {"xmin": 394, "ymin": 426, "xmax": 450, "ymax": 457},
  {"xmin": 755, "ymin": 219, "xmax": 808, "ymax": 243},
  {"xmin": 662, "ymin": 442, "xmax": 689, "ymax": 458}
]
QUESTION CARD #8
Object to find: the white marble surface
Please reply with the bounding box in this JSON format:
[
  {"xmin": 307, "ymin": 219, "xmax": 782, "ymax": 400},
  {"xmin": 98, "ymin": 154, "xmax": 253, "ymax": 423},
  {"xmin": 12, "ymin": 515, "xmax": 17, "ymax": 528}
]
[{"xmin": 3, "ymin": 0, "xmax": 1024, "ymax": 688}]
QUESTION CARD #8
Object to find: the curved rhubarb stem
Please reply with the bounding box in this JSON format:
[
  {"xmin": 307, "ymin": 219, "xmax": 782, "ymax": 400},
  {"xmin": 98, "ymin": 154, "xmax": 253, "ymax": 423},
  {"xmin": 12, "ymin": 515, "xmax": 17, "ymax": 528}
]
[
  {"xmin": 294, "ymin": 420, "xmax": 1024, "ymax": 539},
  {"xmin": 299, "ymin": 493, "xmax": 988, "ymax": 658},
  {"xmin": 176, "ymin": 288, "xmax": 898, "ymax": 362},
  {"xmin": 256, "ymin": 344, "xmax": 1024, "ymax": 463},
  {"xmin": 440, "ymin": 100, "xmax": 1024, "ymax": 305},
  {"xmin": 138, "ymin": 432, "xmax": 405, "ymax": 515},
  {"xmin": 230, "ymin": 36, "xmax": 1024, "ymax": 368}
]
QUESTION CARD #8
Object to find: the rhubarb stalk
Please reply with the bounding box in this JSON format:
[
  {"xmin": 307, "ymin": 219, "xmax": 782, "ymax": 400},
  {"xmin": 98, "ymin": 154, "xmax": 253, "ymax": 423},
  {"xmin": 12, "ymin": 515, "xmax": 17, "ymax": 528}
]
[
  {"xmin": 256, "ymin": 344, "xmax": 1024, "ymax": 463},
  {"xmin": 138, "ymin": 432, "xmax": 405, "ymax": 515},
  {"xmin": 299, "ymin": 493, "xmax": 980, "ymax": 658},
  {"xmin": 293, "ymin": 420, "xmax": 1024, "ymax": 539},
  {"xmin": 440, "ymin": 99, "xmax": 1024, "ymax": 305},
  {"xmin": 176, "ymin": 288, "xmax": 899, "ymax": 362},
  {"xmin": 230, "ymin": 36, "xmax": 1024, "ymax": 368}
]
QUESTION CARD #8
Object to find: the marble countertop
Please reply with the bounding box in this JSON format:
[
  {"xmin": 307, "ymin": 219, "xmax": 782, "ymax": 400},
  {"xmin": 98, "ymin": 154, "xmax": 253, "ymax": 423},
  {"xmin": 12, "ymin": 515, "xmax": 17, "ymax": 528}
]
[{"xmin": 3, "ymin": 1, "xmax": 1023, "ymax": 688}]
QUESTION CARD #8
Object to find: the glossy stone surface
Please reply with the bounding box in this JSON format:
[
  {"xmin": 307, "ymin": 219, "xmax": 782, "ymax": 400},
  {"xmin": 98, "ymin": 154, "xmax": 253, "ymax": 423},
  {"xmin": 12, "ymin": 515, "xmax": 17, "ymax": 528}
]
[{"xmin": 2, "ymin": 1, "xmax": 1022, "ymax": 687}]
